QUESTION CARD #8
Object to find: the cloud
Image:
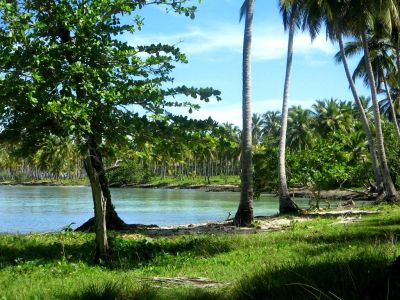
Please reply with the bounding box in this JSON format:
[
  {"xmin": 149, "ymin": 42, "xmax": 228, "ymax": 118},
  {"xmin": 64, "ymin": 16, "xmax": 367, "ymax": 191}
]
[
  {"xmin": 130, "ymin": 22, "xmax": 336, "ymax": 61},
  {"xmin": 168, "ymin": 97, "xmax": 316, "ymax": 127}
]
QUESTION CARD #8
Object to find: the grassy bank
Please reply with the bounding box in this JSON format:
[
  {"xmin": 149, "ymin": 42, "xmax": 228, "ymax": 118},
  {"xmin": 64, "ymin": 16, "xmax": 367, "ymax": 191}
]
[
  {"xmin": 0, "ymin": 175, "xmax": 240, "ymax": 188},
  {"xmin": 1, "ymin": 205, "xmax": 400, "ymax": 299}
]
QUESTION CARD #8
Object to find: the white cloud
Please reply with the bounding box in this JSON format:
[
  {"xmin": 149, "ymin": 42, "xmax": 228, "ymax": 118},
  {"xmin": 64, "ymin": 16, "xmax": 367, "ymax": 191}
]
[
  {"xmin": 130, "ymin": 22, "xmax": 336, "ymax": 61},
  {"xmin": 168, "ymin": 97, "xmax": 316, "ymax": 127}
]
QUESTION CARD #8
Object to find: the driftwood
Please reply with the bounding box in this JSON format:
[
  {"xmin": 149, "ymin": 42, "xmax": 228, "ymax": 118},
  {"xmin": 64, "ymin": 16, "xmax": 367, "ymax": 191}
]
[{"xmin": 137, "ymin": 277, "xmax": 226, "ymax": 288}]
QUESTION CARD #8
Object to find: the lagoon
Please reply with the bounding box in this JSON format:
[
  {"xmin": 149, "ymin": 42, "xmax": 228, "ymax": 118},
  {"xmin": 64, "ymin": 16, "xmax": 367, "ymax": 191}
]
[{"xmin": 0, "ymin": 186, "xmax": 316, "ymax": 233}]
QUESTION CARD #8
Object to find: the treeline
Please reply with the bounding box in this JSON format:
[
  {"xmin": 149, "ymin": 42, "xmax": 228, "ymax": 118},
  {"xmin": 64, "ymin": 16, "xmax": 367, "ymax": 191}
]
[
  {"xmin": 3, "ymin": 97, "xmax": 399, "ymax": 193},
  {"xmin": 253, "ymin": 98, "xmax": 400, "ymax": 195},
  {"xmin": 0, "ymin": 117, "xmax": 242, "ymax": 184}
]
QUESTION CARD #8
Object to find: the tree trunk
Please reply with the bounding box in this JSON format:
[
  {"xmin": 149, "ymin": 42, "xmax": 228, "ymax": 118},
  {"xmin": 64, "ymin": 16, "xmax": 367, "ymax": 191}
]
[
  {"xmin": 382, "ymin": 76, "xmax": 400, "ymax": 141},
  {"xmin": 76, "ymin": 140, "xmax": 128, "ymax": 232},
  {"xmin": 279, "ymin": 10, "xmax": 299, "ymax": 214},
  {"xmin": 338, "ymin": 35, "xmax": 383, "ymax": 191},
  {"xmin": 83, "ymin": 142, "xmax": 109, "ymax": 262},
  {"xmin": 235, "ymin": 0, "xmax": 254, "ymax": 227},
  {"xmin": 361, "ymin": 31, "xmax": 398, "ymax": 201}
]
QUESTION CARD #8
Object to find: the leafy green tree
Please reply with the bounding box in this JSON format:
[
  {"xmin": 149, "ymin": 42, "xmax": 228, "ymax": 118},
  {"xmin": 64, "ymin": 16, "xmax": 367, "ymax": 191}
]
[{"xmin": 0, "ymin": 0, "xmax": 219, "ymax": 260}]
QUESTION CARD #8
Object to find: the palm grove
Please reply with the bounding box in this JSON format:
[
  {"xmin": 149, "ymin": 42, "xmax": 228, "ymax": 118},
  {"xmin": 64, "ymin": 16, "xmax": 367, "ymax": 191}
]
[{"xmin": 2, "ymin": 0, "xmax": 400, "ymax": 258}]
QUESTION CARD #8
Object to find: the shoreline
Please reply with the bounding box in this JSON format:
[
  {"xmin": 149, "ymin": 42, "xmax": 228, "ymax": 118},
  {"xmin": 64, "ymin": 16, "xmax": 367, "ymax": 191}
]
[{"xmin": 0, "ymin": 181, "xmax": 373, "ymax": 200}]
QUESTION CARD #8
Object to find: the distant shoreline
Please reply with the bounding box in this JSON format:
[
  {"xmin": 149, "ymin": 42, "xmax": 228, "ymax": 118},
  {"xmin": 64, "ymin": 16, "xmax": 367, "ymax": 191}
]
[{"xmin": 0, "ymin": 181, "xmax": 373, "ymax": 200}]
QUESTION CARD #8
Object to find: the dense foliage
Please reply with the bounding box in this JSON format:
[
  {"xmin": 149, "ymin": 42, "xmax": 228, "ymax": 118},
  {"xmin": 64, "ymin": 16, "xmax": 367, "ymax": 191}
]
[{"xmin": 254, "ymin": 98, "xmax": 400, "ymax": 195}]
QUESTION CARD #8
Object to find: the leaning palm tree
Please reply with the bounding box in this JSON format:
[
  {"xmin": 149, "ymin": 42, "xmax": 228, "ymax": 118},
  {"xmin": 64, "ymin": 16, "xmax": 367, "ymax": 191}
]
[
  {"xmin": 335, "ymin": 29, "xmax": 400, "ymax": 141},
  {"xmin": 305, "ymin": 0, "xmax": 385, "ymax": 192},
  {"xmin": 336, "ymin": 34, "xmax": 384, "ymax": 191},
  {"xmin": 234, "ymin": 0, "xmax": 254, "ymax": 226},
  {"xmin": 345, "ymin": 0, "xmax": 398, "ymax": 200},
  {"xmin": 278, "ymin": 0, "xmax": 300, "ymax": 213}
]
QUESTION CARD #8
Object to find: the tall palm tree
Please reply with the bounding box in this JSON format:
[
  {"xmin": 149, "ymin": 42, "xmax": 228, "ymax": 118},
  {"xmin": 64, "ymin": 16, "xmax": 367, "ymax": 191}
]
[
  {"xmin": 305, "ymin": 0, "xmax": 386, "ymax": 193},
  {"xmin": 234, "ymin": 0, "xmax": 254, "ymax": 226},
  {"xmin": 336, "ymin": 34, "xmax": 384, "ymax": 191},
  {"xmin": 277, "ymin": 0, "xmax": 300, "ymax": 213},
  {"xmin": 361, "ymin": 30, "xmax": 398, "ymax": 199},
  {"xmin": 336, "ymin": 29, "xmax": 400, "ymax": 141},
  {"xmin": 352, "ymin": 0, "xmax": 398, "ymax": 200}
]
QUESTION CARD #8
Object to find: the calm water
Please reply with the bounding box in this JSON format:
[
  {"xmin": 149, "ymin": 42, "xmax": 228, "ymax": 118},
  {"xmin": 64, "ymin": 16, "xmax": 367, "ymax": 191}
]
[{"xmin": 0, "ymin": 186, "xmax": 314, "ymax": 233}]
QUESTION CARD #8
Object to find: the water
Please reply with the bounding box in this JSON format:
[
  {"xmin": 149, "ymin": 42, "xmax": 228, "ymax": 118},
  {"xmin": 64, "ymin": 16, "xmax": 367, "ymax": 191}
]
[{"xmin": 0, "ymin": 186, "xmax": 313, "ymax": 233}]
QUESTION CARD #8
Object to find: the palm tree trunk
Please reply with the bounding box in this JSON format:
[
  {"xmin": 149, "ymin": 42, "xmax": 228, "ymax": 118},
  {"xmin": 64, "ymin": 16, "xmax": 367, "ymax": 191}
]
[
  {"xmin": 382, "ymin": 76, "xmax": 400, "ymax": 141},
  {"xmin": 279, "ymin": 13, "xmax": 299, "ymax": 213},
  {"xmin": 235, "ymin": 0, "xmax": 254, "ymax": 226},
  {"xmin": 361, "ymin": 31, "xmax": 398, "ymax": 201},
  {"xmin": 338, "ymin": 35, "xmax": 383, "ymax": 191}
]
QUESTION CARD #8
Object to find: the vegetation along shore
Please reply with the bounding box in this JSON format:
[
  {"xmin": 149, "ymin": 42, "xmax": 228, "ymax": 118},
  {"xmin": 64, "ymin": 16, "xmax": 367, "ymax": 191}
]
[{"xmin": 2, "ymin": 1, "xmax": 400, "ymax": 299}]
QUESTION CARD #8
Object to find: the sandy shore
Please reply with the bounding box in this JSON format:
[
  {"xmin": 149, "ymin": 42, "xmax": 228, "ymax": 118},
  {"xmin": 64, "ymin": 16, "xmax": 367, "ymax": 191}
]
[{"xmin": 121, "ymin": 207, "xmax": 379, "ymax": 237}]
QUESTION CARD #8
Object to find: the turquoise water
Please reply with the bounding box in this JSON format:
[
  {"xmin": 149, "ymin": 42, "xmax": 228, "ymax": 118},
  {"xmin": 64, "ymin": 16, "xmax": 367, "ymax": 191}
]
[{"xmin": 0, "ymin": 186, "xmax": 313, "ymax": 233}]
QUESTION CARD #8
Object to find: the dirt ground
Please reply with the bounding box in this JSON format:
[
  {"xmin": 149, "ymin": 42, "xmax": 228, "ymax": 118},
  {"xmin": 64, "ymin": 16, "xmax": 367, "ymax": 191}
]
[{"xmin": 121, "ymin": 207, "xmax": 379, "ymax": 237}]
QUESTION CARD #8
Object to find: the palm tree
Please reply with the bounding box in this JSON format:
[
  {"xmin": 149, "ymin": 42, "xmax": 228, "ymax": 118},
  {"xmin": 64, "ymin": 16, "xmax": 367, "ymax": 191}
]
[
  {"xmin": 305, "ymin": 0, "xmax": 386, "ymax": 193},
  {"xmin": 348, "ymin": 0, "xmax": 399, "ymax": 200},
  {"xmin": 252, "ymin": 113, "xmax": 263, "ymax": 148},
  {"xmin": 336, "ymin": 34, "xmax": 384, "ymax": 191},
  {"xmin": 261, "ymin": 111, "xmax": 281, "ymax": 145},
  {"xmin": 311, "ymin": 99, "xmax": 353, "ymax": 136},
  {"xmin": 277, "ymin": 0, "xmax": 300, "ymax": 213},
  {"xmin": 287, "ymin": 106, "xmax": 313, "ymax": 151},
  {"xmin": 335, "ymin": 29, "xmax": 400, "ymax": 141},
  {"xmin": 234, "ymin": 0, "xmax": 254, "ymax": 226}
]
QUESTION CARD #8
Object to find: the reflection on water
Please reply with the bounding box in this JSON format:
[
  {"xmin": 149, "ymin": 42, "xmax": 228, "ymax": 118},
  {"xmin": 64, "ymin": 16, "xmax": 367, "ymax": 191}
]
[{"xmin": 0, "ymin": 186, "xmax": 315, "ymax": 233}]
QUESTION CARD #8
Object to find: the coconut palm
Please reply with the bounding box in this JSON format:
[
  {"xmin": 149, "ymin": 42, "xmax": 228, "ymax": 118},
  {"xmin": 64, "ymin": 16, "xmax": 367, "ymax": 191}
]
[
  {"xmin": 252, "ymin": 113, "xmax": 263, "ymax": 148},
  {"xmin": 345, "ymin": 0, "xmax": 399, "ymax": 200},
  {"xmin": 262, "ymin": 111, "xmax": 282, "ymax": 147},
  {"xmin": 304, "ymin": 0, "xmax": 387, "ymax": 193},
  {"xmin": 335, "ymin": 29, "xmax": 400, "ymax": 141},
  {"xmin": 277, "ymin": 0, "xmax": 302, "ymax": 213},
  {"xmin": 311, "ymin": 98, "xmax": 353, "ymax": 136},
  {"xmin": 234, "ymin": 0, "xmax": 254, "ymax": 226},
  {"xmin": 287, "ymin": 106, "xmax": 313, "ymax": 151}
]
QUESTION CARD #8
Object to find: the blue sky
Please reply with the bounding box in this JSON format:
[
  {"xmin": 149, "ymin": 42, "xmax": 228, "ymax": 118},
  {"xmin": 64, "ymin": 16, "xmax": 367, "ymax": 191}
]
[{"xmin": 128, "ymin": 0, "xmax": 369, "ymax": 126}]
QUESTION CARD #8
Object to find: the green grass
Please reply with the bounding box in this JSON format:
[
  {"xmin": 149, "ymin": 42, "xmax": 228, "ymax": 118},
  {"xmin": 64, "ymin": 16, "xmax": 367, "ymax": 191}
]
[
  {"xmin": 0, "ymin": 175, "xmax": 240, "ymax": 187},
  {"xmin": 1, "ymin": 205, "xmax": 400, "ymax": 299},
  {"xmin": 0, "ymin": 178, "xmax": 89, "ymax": 186}
]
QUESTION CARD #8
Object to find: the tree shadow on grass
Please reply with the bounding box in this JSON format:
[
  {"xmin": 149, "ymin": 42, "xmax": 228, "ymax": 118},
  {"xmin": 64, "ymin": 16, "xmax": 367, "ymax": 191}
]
[
  {"xmin": 57, "ymin": 257, "xmax": 400, "ymax": 300},
  {"xmin": 0, "ymin": 238, "xmax": 95, "ymax": 269},
  {"xmin": 108, "ymin": 235, "xmax": 233, "ymax": 269},
  {"xmin": 300, "ymin": 226, "xmax": 400, "ymax": 246},
  {"xmin": 233, "ymin": 257, "xmax": 400, "ymax": 300},
  {"xmin": 0, "ymin": 234, "xmax": 232, "ymax": 270}
]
